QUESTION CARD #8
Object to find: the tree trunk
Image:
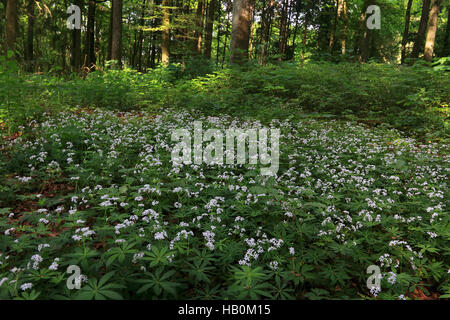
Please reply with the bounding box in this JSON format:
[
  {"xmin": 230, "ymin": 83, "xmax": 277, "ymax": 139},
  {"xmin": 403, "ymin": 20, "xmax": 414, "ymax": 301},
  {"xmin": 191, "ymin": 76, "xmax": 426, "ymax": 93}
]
[
  {"xmin": 302, "ymin": 0, "xmax": 311, "ymax": 62},
  {"xmin": 26, "ymin": 0, "xmax": 35, "ymax": 71},
  {"xmin": 222, "ymin": 0, "xmax": 231, "ymax": 67},
  {"xmin": 443, "ymin": 4, "xmax": 450, "ymax": 56},
  {"xmin": 229, "ymin": 0, "xmax": 253, "ymax": 64},
  {"xmin": 359, "ymin": 0, "xmax": 374, "ymax": 63},
  {"xmin": 161, "ymin": 0, "xmax": 170, "ymax": 66},
  {"xmin": 151, "ymin": 22, "xmax": 157, "ymax": 68},
  {"xmin": 5, "ymin": 0, "xmax": 18, "ymax": 55},
  {"xmin": 278, "ymin": 0, "xmax": 289, "ymax": 59},
  {"xmin": 110, "ymin": 0, "xmax": 123, "ymax": 68},
  {"xmin": 85, "ymin": 0, "xmax": 96, "ymax": 70},
  {"xmin": 400, "ymin": 0, "xmax": 414, "ymax": 64},
  {"xmin": 72, "ymin": 0, "xmax": 83, "ymax": 72},
  {"xmin": 341, "ymin": 0, "xmax": 348, "ymax": 54},
  {"xmin": 61, "ymin": 29, "xmax": 67, "ymax": 73},
  {"xmin": 137, "ymin": 0, "xmax": 147, "ymax": 72},
  {"xmin": 354, "ymin": 0, "xmax": 369, "ymax": 57},
  {"xmin": 108, "ymin": 2, "xmax": 113, "ymax": 61},
  {"xmin": 95, "ymin": 9, "xmax": 102, "ymax": 67},
  {"xmin": 412, "ymin": 0, "xmax": 431, "ymax": 59},
  {"xmin": 329, "ymin": 0, "xmax": 342, "ymax": 52},
  {"xmin": 204, "ymin": 0, "xmax": 216, "ymax": 59},
  {"xmin": 289, "ymin": 10, "xmax": 300, "ymax": 60},
  {"xmin": 260, "ymin": 0, "xmax": 274, "ymax": 64},
  {"xmin": 249, "ymin": 2, "xmax": 255, "ymax": 59},
  {"xmin": 216, "ymin": 1, "xmax": 221, "ymax": 64},
  {"xmin": 424, "ymin": 0, "xmax": 442, "ymax": 61},
  {"xmin": 194, "ymin": 0, "xmax": 205, "ymax": 54}
]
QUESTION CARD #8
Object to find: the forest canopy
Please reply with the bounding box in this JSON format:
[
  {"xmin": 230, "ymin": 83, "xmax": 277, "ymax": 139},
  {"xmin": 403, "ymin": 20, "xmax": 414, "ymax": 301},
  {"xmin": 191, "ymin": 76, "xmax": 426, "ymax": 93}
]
[{"xmin": 0, "ymin": 0, "xmax": 449, "ymax": 72}]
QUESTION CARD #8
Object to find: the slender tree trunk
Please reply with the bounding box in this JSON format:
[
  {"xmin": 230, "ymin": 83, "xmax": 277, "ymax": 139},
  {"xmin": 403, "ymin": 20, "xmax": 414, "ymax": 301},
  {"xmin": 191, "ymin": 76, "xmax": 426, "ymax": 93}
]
[
  {"xmin": 400, "ymin": 0, "xmax": 414, "ymax": 64},
  {"xmin": 95, "ymin": 9, "xmax": 102, "ymax": 67},
  {"xmin": 424, "ymin": 0, "xmax": 442, "ymax": 61},
  {"xmin": 137, "ymin": 0, "xmax": 147, "ymax": 72},
  {"xmin": 131, "ymin": 31, "xmax": 138, "ymax": 67},
  {"xmin": 216, "ymin": 1, "xmax": 221, "ymax": 65},
  {"xmin": 341, "ymin": 0, "xmax": 348, "ymax": 54},
  {"xmin": 443, "ymin": 4, "xmax": 450, "ymax": 56},
  {"xmin": 85, "ymin": 0, "xmax": 96, "ymax": 70},
  {"xmin": 354, "ymin": 0, "xmax": 369, "ymax": 57},
  {"xmin": 194, "ymin": 0, "xmax": 205, "ymax": 54},
  {"xmin": 359, "ymin": 0, "xmax": 374, "ymax": 62},
  {"xmin": 278, "ymin": 0, "xmax": 288, "ymax": 59},
  {"xmin": 108, "ymin": 2, "xmax": 113, "ymax": 61},
  {"xmin": 181, "ymin": 1, "xmax": 190, "ymax": 48},
  {"xmin": 249, "ymin": 2, "xmax": 255, "ymax": 60},
  {"xmin": 222, "ymin": 1, "xmax": 231, "ymax": 67},
  {"xmin": 302, "ymin": 0, "xmax": 311, "ymax": 62},
  {"xmin": 26, "ymin": 0, "xmax": 35, "ymax": 71},
  {"xmin": 412, "ymin": 0, "xmax": 431, "ymax": 58},
  {"xmin": 329, "ymin": 0, "xmax": 342, "ymax": 52},
  {"xmin": 204, "ymin": 0, "xmax": 216, "ymax": 59},
  {"xmin": 0, "ymin": 0, "xmax": 4, "ymax": 51},
  {"xmin": 161, "ymin": 0, "xmax": 170, "ymax": 66},
  {"xmin": 289, "ymin": 10, "xmax": 300, "ymax": 60},
  {"xmin": 110, "ymin": 0, "xmax": 123, "ymax": 67},
  {"xmin": 257, "ymin": 0, "xmax": 266, "ymax": 63},
  {"xmin": 61, "ymin": 28, "xmax": 67, "ymax": 73},
  {"xmin": 151, "ymin": 23, "xmax": 157, "ymax": 68},
  {"xmin": 260, "ymin": 0, "xmax": 274, "ymax": 63},
  {"xmin": 72, "ymin": 0, "xmax": 83, "ymax": 72},
  {"xmin": 5, "ymin": 0, "xmax": 18, "ymax": 55}
]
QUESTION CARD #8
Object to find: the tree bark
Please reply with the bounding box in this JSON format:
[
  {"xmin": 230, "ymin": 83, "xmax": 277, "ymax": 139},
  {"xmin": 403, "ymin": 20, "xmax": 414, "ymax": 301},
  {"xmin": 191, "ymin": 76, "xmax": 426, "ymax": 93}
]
[
  {"xmin": 424, "ymin": 0, "xmax": 442, "ymax": 61},
  {"xmin": 222, "ymin": 0, "xmax": 231, "ymax": 67},
  {"xmin": 216, "ymin": 0, "xmax": 221, "ymax": 64},
  {"xmin": 194, "ymin": 0, "xmax": 205, "ymax": 54},
  {"xmin": 341, "ymin": 0, "xmax": 348, "ymax": 54},
  {"xmin": 443, "ymin": 4, "xmax": 450, "ymax": 56},
  {"xmin": 229, "ymin": 0, "xmax": 253, "ymax": 64},
  {"xmin": 412, "ymin": 0, "xmax": 431, "ymax": 58},
  {"xmin": 260, "ymin": 0, "xmax": 274, "ymax": 63},
  {"xmin": 72, "ymin": 0, "xmax": 84, "ymax": 72},
  {"xmin": 161, "ymin": 0, "xmax": 170, "ymax": 66},
  {"xmin": 359, "ymin": 0, "xmax": 374, "ymax": 63},
  {"xmin": 204, "ymin": 0, "xmax": 216, "ymax": 59},
  {"xmin": 26, "ymin": 0, "xmax": 35, "ymax": 71},
  {"xmin": 110, "ymin": 0, "xmax": 123, "ymax": 68},
  {"xmin": 401, "ymin": 0, "xmax": 414, "ymax": 64},
  {"xmin": 5, "ymin": 0, "xmax": 18, "ymax": 55},
  {"xmin": 289, "ymin": 9, "xmax": 300, "ymax": 60},
  {"xmin": 329, "ymin": 0, "xmax": 343, "ymax": 52},
  {"xmin": 137, "ymin": 0, "xmax": 147, "ymax": 72},
  {"xmin": 354, "ymin": 0, "xmax": 368, "ymax": 57},
  {"xmin": 85, "ymin": 0, "xmax": 96, "ymax": 70},
  {"xmin": 249, "ymin": 2, "xmax": 255, "ymax": 59},
  {"xmin": 278, "ymin": 0, "xmax": 289, "ymax": 59},
  {"xmin": 302, "ymin": 0, "xmax": 311, "ymax": 62}
]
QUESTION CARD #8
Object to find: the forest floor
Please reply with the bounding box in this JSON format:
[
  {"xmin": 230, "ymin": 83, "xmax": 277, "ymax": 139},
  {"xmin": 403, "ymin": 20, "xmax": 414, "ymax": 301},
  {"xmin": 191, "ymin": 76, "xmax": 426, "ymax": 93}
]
[{"xmin": 0, "ymin": 106, "xmax": 448, "ymax": 300}]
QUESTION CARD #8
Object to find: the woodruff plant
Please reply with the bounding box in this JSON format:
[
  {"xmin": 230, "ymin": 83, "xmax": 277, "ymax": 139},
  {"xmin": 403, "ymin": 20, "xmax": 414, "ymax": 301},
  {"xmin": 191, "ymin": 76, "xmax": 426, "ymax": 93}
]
[{"xmin": 171, "ymin": 121, "xmax": 280, "ymax": 176}]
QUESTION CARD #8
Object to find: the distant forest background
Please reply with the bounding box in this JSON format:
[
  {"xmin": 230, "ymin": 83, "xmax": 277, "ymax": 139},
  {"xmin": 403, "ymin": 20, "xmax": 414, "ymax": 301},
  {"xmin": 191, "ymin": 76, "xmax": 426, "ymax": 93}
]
[{"xmin": 1, "ymin": 0, "xmax": 449, "ymax": 73}]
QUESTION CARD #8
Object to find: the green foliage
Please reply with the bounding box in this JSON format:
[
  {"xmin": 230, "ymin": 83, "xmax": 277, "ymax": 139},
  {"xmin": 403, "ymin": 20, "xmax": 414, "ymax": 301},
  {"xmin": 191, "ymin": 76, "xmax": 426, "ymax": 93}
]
[
  {"xmin": 2, "ymin": 60, "xmax": 448, "ymax": 141},
  {"xmin": 166, "ymin": 62, "xmax": 449, "ymax": 141}
]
